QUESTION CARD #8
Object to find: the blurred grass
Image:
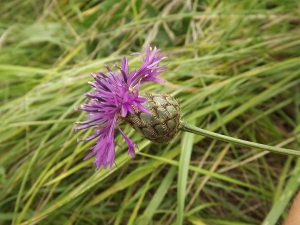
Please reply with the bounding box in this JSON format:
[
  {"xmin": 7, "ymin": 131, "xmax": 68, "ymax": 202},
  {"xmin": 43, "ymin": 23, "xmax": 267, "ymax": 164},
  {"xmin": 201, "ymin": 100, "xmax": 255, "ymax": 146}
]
[{"xmin": 0, "ymin": 0, "xmax": 300, "ymax": 224}]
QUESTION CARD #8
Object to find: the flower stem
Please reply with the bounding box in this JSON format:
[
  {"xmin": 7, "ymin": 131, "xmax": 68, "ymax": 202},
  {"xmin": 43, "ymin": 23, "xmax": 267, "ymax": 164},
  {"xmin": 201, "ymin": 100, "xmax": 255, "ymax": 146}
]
[{"xmin": 180, "ymin": 122, "xmax": 300, "ymax": 157}]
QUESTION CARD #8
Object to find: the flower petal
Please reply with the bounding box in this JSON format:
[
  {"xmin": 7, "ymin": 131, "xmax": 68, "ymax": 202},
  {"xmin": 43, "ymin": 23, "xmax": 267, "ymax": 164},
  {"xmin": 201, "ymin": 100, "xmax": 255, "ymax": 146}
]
[{"xmin": 117, "ymin": 125, "xmax": 137, "ymax": 157}]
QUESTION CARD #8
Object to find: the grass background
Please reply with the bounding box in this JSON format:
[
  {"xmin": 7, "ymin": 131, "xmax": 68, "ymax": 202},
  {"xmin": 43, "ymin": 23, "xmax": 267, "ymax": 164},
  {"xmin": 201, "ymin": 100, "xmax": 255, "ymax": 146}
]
[{"xmin": 1, "ymin": 0, "xmax": 300, "ymax": 224}]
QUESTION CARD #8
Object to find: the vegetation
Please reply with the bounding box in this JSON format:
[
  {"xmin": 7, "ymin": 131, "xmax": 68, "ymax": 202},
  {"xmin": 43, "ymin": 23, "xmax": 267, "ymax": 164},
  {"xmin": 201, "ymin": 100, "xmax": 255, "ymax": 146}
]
[{"xmin": 1, "ymin": 0, "xmax": 300, "ymax": 224}]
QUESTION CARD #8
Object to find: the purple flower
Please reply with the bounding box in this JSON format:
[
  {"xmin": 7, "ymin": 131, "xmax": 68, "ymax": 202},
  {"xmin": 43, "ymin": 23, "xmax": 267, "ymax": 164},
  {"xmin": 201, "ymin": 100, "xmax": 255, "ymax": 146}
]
[{"xmin": 74, "ymin": 46, "xmax": 167, "ymax": 170}]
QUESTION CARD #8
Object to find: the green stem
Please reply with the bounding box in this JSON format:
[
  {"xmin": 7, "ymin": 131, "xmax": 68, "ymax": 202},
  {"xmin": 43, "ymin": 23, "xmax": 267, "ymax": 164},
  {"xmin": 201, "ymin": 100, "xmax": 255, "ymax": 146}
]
[{"xmin": 180, "ymin": 122, "xmax": 300, "ymax": 157}]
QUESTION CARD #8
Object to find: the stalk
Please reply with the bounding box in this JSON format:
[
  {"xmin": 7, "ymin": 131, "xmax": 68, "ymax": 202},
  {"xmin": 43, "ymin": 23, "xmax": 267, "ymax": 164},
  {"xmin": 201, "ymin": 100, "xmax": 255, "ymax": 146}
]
[{"xmin": 180, "ymin": 122, "xmax": 300, "ymax": 156}]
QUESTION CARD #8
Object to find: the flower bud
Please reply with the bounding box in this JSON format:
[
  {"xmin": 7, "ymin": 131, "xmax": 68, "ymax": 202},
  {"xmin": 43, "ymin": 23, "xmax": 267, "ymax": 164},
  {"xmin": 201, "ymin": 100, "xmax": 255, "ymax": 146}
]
[{"xmin": 124, "ymin": 93, "xmax": 181, "ymax": 143}]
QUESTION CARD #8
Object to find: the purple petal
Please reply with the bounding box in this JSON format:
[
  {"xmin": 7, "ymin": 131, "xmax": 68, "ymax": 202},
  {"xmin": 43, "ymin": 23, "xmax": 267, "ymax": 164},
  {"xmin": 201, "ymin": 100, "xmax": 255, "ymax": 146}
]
[
  {"xmin": 83, "ymin": 116, "xmax": 117, "ymax": 170},
  {"xmin": 117, "ymin": 126, "xmax": 137, "ymax": 157}
]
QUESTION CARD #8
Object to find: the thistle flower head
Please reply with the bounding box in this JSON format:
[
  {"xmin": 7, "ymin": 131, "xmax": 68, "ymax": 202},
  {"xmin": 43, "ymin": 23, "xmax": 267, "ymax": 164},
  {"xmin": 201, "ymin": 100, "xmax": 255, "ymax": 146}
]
[{"xmin": 74, "ymin": 46, "xmax": 167, "ymax": 170}]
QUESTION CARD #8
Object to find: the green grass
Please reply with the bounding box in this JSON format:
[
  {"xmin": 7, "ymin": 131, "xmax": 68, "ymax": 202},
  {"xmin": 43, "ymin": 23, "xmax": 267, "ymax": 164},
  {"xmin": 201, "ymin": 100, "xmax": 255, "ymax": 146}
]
[{"xmin": 1, "ymin": 0, "xmax": 300, "ymax": 224}]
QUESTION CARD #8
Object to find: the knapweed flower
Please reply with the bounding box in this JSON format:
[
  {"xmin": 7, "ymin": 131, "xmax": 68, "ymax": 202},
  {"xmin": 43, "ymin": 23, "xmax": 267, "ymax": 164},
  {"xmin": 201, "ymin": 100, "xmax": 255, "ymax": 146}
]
[{"xmin": 74, "ymin": 46, "xmax": 168, "ymax": 170}]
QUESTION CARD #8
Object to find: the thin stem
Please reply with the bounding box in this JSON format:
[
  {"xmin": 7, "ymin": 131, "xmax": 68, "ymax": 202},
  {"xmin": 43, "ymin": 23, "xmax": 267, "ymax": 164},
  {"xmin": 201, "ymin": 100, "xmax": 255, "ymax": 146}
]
[{"xmin": 180, "ymin": 122, "xmax": 300, "ymax": 157}]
